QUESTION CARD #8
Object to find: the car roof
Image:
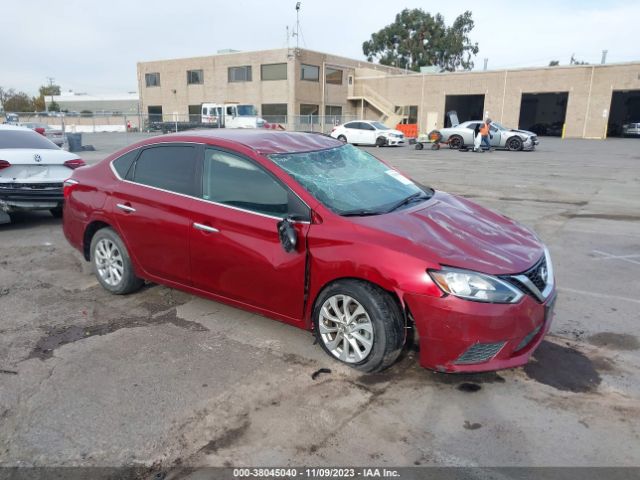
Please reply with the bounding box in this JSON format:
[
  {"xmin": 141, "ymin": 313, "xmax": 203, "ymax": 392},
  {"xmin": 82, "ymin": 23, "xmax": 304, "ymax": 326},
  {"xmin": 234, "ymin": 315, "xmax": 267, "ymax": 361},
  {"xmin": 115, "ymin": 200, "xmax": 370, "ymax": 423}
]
[{"xmin": 157, "ymin": 129, "xmax": 343, "ymax": 155}]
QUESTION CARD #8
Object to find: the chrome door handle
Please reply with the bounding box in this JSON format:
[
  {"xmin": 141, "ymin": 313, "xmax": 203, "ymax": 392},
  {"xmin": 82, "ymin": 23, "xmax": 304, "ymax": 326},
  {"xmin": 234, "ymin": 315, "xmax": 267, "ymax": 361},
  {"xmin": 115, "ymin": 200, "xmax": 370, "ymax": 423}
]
[
  {"xmin": 193, "ymin": 222, "xmax": 219, "ymax": 233},
  {"xmin": 116, "ymin": 203, "xmax": 136, "ymax": 213}
]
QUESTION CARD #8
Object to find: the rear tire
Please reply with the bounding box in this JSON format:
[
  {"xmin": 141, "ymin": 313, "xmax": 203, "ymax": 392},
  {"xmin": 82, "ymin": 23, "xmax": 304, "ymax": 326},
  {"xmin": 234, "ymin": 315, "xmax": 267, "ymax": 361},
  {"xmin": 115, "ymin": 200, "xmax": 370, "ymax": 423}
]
[
  {"xmin": 337, "ymin": 135, "xmax": 347, "ymax": 143},
  {"xmin": 415, "ymin": 142, "xmax": 424, "ymax": 150},
  {"xmin": 90, "ymin": 227, "xmax": 144, "ymax": 295},
  {"xmin": 50, "ymin": 207, "xmax": 63, "ymax": 218},
  {"xmin": 314, "ymin": 280, "xmax": 404, "ymax": 373},
  {"xmin": 448, "ymin": 135, "xmax": 463, "ymax": 149}
]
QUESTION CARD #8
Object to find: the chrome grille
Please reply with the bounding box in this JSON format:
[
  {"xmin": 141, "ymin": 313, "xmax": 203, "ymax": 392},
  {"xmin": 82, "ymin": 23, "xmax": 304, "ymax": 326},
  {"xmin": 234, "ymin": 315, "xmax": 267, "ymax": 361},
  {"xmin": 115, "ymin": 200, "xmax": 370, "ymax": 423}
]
[
  {"xmin": 524, "ymin": 256, "xmax": 547, "ymax": 291},
  {"xmin": 502, "ymin": 253, "xmax": 551, "ymax": 303},
  {"xmin": 455, "ymin": 342, "xmax": 505, "ymax": 365}
]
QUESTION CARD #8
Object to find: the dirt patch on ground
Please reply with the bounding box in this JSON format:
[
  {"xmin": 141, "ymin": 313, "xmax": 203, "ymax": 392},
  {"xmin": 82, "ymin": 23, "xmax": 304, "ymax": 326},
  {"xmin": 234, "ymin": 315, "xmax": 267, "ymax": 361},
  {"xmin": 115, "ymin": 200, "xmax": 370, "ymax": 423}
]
[
  {"xmin": 523, "ymin": 341, "xmax": 601, "ymax": 393},
  {"xmin": 588, "ymin": 332, "xmax": 640, "ymax": 351}
]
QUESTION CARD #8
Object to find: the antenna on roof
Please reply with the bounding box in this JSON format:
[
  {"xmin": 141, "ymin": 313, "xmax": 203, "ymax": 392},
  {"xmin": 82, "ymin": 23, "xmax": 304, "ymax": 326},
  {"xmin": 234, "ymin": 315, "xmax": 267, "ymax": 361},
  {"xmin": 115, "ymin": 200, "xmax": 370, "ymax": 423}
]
[{"xmin": 294, "ymin": 2, "xmax": 301, "ymax": 56}]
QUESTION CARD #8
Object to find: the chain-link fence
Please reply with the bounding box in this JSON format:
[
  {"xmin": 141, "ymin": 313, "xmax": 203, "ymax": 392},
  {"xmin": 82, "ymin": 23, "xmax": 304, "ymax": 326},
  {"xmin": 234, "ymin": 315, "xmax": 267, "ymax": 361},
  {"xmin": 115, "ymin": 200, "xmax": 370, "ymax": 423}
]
[{"xmin": 4, "ymin": 112, "xmax": 359, "ymax": 135}]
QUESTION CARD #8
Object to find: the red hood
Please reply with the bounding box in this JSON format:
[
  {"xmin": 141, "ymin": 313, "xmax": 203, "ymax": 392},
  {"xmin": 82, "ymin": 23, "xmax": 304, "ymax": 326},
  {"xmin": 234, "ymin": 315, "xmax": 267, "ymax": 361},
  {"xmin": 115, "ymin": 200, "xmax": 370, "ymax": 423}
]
[{"xmin": 352, "ymin": 191, "xmax": 543, "ymax": 275}]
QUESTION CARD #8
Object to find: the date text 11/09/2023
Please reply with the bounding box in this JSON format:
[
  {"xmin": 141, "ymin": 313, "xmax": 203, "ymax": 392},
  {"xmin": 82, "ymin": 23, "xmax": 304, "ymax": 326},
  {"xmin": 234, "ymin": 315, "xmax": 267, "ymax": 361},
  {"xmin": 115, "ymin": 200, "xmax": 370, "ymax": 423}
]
[{"xmin": 233, "ymin": 468, "xmax": 401, "ymax": 478}]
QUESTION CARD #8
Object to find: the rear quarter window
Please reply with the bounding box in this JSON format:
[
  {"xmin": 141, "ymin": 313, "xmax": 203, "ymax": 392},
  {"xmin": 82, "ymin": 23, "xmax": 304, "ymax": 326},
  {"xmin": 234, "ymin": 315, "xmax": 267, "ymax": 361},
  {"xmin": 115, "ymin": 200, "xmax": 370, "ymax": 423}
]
[{"xmin": 112, "ymin": 149, "xmax": 139, "ymax": 178}]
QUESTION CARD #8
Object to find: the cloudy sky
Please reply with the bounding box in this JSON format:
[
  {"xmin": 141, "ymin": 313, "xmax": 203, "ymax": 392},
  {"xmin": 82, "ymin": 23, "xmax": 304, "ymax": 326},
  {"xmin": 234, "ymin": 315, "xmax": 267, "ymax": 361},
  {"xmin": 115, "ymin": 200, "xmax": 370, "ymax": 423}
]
[{"xmin": 1, "ymin": 0, "xmax": 638, "ymax": 96}]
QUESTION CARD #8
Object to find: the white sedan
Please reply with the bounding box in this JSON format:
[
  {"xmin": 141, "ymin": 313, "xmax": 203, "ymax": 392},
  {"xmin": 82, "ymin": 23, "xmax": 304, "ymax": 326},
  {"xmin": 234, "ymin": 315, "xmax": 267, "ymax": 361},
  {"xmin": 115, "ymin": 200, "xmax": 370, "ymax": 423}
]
[
  {"xmin": 0, "ymin": 125, "xmax": 85, "ymax": 223},
  {"xmin": 330, "ymin": 120, "xmax": 405, "ymax": 147}
]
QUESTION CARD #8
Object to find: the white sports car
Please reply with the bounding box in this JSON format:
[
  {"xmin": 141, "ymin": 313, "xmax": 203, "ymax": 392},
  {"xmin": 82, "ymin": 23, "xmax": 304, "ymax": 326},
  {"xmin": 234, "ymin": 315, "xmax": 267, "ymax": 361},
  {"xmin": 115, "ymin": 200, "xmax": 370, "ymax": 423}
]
[
  {"xmin": 0, "ymin": 125, "xmax": 85, "ymax": 223},
  {"xmin": 439, "ymin": 120, "xmax": 539, "ymax": 151},
  {"xmin": 331, "ymin": 120, "xmax": 405, "ymax": 146}
]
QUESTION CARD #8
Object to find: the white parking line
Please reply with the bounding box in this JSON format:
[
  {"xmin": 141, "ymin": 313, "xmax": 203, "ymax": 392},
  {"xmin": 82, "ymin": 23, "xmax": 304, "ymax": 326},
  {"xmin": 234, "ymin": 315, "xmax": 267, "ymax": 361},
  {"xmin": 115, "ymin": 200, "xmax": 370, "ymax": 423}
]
[
  {"xmin": 592, "ymin": 250, "xmax": 640, "ymax": 266},
  {"xmin": 558, "ymin": 287, "xmax": 640, "ymax": 305}
]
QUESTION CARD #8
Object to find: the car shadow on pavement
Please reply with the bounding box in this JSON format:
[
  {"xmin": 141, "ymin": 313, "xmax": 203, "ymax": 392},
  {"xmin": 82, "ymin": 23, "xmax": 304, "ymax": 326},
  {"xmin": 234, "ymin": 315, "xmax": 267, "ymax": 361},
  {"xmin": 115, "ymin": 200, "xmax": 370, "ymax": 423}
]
[{"xmin": 1, "ymin": 211, "xmax": 61, "ymax": 230}]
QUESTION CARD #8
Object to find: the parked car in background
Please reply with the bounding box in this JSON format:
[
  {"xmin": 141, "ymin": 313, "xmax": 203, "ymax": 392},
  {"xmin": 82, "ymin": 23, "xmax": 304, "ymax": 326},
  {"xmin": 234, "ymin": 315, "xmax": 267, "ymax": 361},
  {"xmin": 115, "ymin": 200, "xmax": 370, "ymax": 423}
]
[
  {"xmin": 20, "ymin": 122, "xmax": 65, "ymax": 147},
  {"xmin": 622, "ymin": 122, "xmax": 640, "ymax": 137},
  {"xmin": 331, "ymin": 120, "xmax": 405, "ymax": 146},
  {"xmin": 0, "ymin": 125, "xmax": 85, "ymax": 219},
  {"xmin": 439, "ymin": 120, "xmax": 539, "ymax": 151},
  {"xmin": 63, "ymin": 130, "xmax": 555, "ymax": 374}
]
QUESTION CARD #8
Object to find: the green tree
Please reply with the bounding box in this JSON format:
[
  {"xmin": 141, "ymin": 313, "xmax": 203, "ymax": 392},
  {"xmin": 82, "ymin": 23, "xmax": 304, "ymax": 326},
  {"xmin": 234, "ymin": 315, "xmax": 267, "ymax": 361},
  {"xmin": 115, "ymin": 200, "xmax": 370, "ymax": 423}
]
[
  {"xmin": 549, "ymin": 60, "xmax": 560, "ymax": 66},
  {"xmin": 3, "ymin": 91, "xmax": 35, "ymax": 112},
  {"xmin": 39, "ymin": 84, "xmax": 61, "ymax": 97},
  {"xmin": 362, "ymin": 9, "xmax": 479, "ymax": 72},
  {"xmin": 48, "ymin": 101, "xmax": 61, "ymax": 112}
]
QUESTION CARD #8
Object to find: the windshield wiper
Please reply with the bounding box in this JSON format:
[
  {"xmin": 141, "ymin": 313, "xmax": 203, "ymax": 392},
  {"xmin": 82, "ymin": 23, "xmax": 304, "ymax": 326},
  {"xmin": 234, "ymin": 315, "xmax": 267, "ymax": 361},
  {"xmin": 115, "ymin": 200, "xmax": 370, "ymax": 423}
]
[
  {"xmin": 340, "ymin": 209, "xmax": 385, "ymax": 217},
  {"xmin": 385, "ymin": 192, "xmax": 430, "ymax": 213}
]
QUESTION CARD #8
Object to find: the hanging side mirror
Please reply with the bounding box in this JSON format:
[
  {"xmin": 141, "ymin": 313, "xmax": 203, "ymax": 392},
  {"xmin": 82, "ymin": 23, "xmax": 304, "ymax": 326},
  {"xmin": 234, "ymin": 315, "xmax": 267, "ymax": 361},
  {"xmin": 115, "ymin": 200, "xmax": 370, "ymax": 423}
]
[{"xmin": 277, "ymin": 217, "xmax": 298, "ymax": 253}]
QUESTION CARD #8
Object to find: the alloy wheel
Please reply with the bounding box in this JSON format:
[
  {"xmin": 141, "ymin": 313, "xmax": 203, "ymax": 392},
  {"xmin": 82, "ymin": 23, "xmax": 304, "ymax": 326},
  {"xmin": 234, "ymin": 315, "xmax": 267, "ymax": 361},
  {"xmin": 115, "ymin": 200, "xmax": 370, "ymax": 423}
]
[
  {"xmin": 94, "ymin": 238, "xmax": 124, "ymax": 287},
  {"xmin": 318, "ymin": 294, "xmax": 374, "ymax": 363}
]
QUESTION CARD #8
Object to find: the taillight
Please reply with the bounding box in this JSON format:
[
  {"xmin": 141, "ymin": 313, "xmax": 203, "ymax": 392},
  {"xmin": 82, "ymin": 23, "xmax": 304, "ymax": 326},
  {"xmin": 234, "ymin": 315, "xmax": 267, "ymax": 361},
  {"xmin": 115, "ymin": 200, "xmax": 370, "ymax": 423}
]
[
  {"xmin": 35, "ymin": 127, "xmax": 46, "ymax": 136},
  {"xmin": 331, "ymin": 127, "xmax": 337, "ymax": 132},
  {"xmin": 63, "ymin": 179, "xmax": 79, "ymax": 199},
  {"xmin": 0, "ymin": 160, "xmax": 11, "ymax": 170},
  {"xmin": 64, "ymin": 158, "xmax": 86, "ymax": 169}
]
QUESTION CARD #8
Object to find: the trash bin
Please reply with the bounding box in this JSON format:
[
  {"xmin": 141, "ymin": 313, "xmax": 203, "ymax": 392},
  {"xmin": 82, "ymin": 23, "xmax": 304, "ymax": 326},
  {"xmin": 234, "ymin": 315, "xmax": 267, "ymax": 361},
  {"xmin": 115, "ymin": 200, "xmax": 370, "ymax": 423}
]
[{"xmin": 67, "ymin": 133, "xmax": 82, "ymax": 152}]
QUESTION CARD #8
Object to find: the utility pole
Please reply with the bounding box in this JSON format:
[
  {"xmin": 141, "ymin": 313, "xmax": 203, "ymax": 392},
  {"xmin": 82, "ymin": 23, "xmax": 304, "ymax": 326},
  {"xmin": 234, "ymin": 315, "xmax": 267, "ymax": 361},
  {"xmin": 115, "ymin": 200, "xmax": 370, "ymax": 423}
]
[
  {"xmin": 483, "ymin": 58, "xmax": 488, "ymax": 71},
  {"xmin": 601, "ymin": 50, "xmax": 608, "ymax": 65}
]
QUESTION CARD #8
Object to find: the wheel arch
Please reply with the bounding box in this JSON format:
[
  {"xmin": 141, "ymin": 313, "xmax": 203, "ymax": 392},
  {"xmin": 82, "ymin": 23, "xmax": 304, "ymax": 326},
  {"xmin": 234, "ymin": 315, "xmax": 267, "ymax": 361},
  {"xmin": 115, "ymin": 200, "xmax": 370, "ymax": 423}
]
[
  {"xmin": 307, "ymin": 275, "xmax": 408, "ymax": 331},
  {"xmin": 83, "ymin": 220, "xmax": 112, "ymax": 261}
]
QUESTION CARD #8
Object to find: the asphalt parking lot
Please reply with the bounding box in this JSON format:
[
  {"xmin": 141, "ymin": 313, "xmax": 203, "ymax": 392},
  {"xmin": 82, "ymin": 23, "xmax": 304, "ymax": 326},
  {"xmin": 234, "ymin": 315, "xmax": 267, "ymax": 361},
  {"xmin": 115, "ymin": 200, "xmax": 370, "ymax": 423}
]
[{"xmin": 1, "ymin": 134, "xmax": 639, "ymax": 474}]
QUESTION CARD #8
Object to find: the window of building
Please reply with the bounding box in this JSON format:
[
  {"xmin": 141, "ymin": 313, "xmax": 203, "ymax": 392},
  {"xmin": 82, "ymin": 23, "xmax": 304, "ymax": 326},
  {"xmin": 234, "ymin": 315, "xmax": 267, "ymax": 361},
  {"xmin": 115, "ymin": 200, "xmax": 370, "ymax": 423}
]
[
  {"xmin": 228, "ymin": 66, "xmax": 252, "ymax": 82},
  {"xmin": 394, "ymin": 105, "xmax": 419, "ymax": 124},
  {"xmin": 262, "ymin": 104, "xmax": 288, "ymax": 123},
  {"xmin": 300, "ymin": 104, "xmax": 319, "ymax": 125},
  {"xmin": 145, "ymin": 73, "xmax": 160, "ymax": 87},
  {"xmin": 187, "ymin": 69, "xmax": 204, "ymax": 85},
  {"xmin": 325, "ymin": 105, "xmax": 342, "ymax": 116},
  {"xmin": 325, "ymin": 67, "xmax": 343, "ymax": 85},
  {"xmin": 300, "ymin": 64, "xmax": 319, "ymax": 82},
  {"xmin": 202, "ymin": 149, "xmax": 307, "ymax": 218},
  {"xmin": 188, "ymin": 105, "xmax": 201, "ymax": 122},
  {"xmin": 261, "ymin": 63, "xmax": 287, "ymax": 81},
  {"xmin": 147, "ymin": 105, "xmax": 163, "ymax": 123},
  {"xmin": 132, "ymin": 145, "xmax": 197, "ymax": 196}
]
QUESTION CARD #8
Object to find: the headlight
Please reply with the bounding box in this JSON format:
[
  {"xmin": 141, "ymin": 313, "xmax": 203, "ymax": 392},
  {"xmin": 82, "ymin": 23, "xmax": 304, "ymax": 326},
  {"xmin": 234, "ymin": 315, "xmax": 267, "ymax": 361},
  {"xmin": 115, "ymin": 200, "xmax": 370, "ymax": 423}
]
[{"xmin": 428, "ymin": 267, "xmax": 524, "ymax": 304}]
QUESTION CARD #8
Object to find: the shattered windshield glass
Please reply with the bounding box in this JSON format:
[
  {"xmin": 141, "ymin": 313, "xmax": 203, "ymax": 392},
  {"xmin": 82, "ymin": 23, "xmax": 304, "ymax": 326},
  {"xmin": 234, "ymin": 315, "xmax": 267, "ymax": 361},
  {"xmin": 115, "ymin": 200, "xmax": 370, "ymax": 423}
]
[{"xmin": 270, "ymin": 144, "xmax": 426, "ymax": 215}]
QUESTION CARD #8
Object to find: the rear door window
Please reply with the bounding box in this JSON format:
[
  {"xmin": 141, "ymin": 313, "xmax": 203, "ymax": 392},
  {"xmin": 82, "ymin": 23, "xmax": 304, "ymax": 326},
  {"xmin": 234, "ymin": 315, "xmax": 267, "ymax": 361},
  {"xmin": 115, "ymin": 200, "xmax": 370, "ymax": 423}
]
[
  {"xmin": 202, "ymin": 148, "xmax": 308, "ymax": 219},
  {"xmin": 131, "ymin": 145, "xmax": 197, "ymax": 195}
]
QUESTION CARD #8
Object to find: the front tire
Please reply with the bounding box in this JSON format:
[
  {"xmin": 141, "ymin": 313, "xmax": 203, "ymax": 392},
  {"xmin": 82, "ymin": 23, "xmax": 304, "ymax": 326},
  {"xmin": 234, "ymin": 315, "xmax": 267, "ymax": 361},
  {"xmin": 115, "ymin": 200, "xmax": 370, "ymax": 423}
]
[
  {"xmin": 90, "ymin": 227, "xmax": 143, "ymax": 295},
  {"xmin": 50, "ymin": 207, "xmax": 63, "ymax": 218},
  {"xmin": 415, "ymin": 142, "xmax": 424, "ymax": 150},
  {"xmin": 375, "ymin": 136, "xmax": 387, "ymax": 147},
  {"xmin": 313, "ymin": 280, "xmax": 404, "ymax": 373},
  {"xmin": 507, "ymin": 136, "xmax": 523, "ymax": 151}
]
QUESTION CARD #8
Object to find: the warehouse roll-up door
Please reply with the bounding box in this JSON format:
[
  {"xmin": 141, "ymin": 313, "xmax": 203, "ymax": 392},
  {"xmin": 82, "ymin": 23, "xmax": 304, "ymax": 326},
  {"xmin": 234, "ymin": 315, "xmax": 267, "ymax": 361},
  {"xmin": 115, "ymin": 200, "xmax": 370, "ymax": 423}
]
[
  {"xmin": 518, "ymin": 92, "xmax": 568, "ymax": 137},
  {"xmin": 607, "ymin": 90, "xmax": 640, "ymax": 137},
  {"xmin": 444, "ymin": 95, "xmax": 485, "ymax": 127}
]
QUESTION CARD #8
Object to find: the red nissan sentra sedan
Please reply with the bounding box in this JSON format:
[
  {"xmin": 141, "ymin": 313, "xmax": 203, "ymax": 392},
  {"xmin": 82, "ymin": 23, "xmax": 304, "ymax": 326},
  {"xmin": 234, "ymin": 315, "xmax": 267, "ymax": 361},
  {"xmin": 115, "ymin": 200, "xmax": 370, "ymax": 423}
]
[{"xmin": 62, "ymin": 130, "xmax": 556, "ymax": 373}]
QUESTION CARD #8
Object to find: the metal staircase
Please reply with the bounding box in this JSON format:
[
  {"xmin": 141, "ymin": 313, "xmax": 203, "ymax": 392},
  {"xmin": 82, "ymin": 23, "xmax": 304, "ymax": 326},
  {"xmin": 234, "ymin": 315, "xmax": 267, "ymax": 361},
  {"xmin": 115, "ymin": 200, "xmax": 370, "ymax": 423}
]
[{"xmin": 348, "ymin": 85, "xmax": 406, "ymax": 127}]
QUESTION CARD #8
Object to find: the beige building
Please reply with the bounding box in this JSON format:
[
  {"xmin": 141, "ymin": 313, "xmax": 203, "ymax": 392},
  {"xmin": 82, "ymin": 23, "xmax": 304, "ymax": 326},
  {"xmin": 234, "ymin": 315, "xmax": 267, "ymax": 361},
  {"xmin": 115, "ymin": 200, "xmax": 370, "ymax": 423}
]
[{"xmin": 138, "ymin": 48, "xmax": 640, "ymax": 138}]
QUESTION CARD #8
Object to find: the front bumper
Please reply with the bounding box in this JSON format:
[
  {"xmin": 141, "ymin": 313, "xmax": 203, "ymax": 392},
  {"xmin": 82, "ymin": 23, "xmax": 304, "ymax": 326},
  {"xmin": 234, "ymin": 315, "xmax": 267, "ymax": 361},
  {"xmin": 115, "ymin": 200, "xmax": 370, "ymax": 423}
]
[
  {"xmin": 386, "ymin": 136, "xmax": 405, "ymax": 146},
  {"xmin": 405, "ymin": 289, "xmax": 556, "ymax": 373},
  {"xmin": 0, "ymin": 182, "xmax": 63, "ymax": 211}
]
